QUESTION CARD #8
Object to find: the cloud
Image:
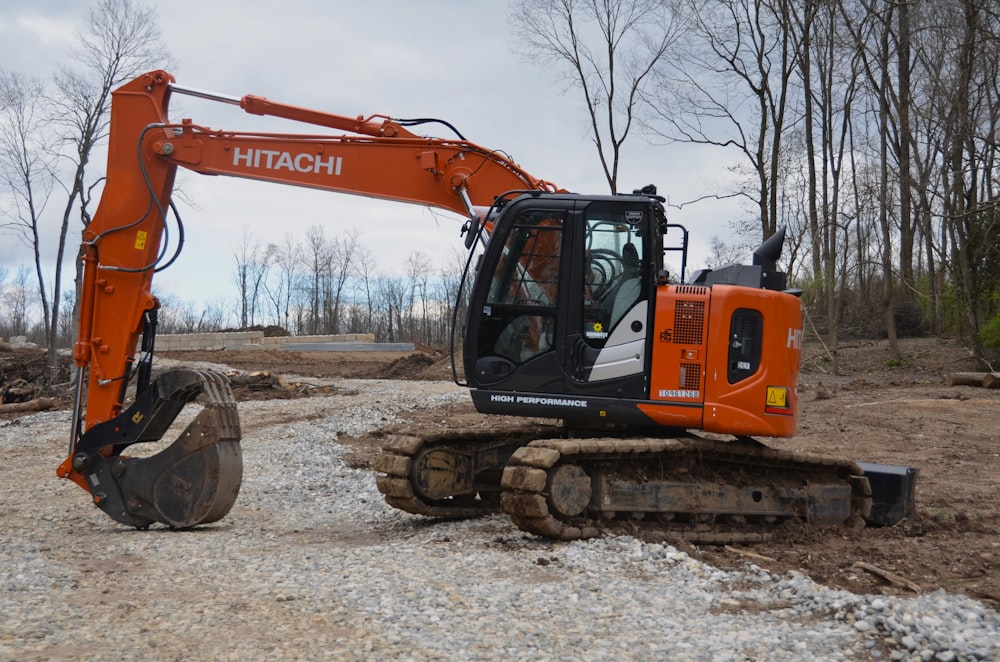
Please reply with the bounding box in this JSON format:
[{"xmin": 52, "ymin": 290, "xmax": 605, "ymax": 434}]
[
  {"xmin": 0, "ymin": 3, "xmax": 80, "ymax": 75},
  {"xmin": 16, "ymin": 14, "xmax": 79, "ymax": 46},
  {"xmin": 0, "ymin": 0, "xmax": 746, "ymax": 312}
]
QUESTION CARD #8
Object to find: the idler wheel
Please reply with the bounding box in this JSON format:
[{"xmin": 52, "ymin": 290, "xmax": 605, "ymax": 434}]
[{"xmin": 546, "ymin": 464, "xmax": 592, "ymax": 518}]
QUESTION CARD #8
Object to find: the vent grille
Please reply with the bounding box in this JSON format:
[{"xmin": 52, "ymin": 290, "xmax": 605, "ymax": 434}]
[
  {"xmin": 674, "ymin": 285, "xmax": 707, "ymax": 296},
  {"xmin": 680, "ymin": 363, "xmax": 702, "ymax": 391},
  {"xmin": 673, "ymin": 300, "xmax": 706, "ymax": 344}
]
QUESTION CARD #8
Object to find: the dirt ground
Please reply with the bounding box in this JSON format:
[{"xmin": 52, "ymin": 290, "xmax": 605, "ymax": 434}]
[{"xmin": 2, "ymin": 337, "xmax": 998, "ymax": 607}]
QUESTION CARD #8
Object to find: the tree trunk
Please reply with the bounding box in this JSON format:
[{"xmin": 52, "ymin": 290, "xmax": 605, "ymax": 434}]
[{"xmin": 878, "ymin": 8, "xmax": 899, "ymax": 358}]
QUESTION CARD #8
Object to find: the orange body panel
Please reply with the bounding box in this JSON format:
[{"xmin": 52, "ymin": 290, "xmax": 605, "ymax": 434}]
[
  {"xmin": 701, "ymin": 285, "xmax": 802, "ymax": 437},
  {"xmin": 643, "ymin": 283, "xmax": 802, "ymax": 438},
  {"xmin": 640, "ymin": 284, "xmax": 712, "ymax": 429}
]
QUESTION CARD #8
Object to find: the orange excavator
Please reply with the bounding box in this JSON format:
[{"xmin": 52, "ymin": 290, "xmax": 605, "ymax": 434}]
[{"xmin": 58, "ymin": 70, "xmax": 915, "ymax": 540}]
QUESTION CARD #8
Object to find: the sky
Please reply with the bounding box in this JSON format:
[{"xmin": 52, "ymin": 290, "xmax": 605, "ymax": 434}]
[{"xmin": 0, "ymin": 0, "xmax": 746, "ymax": 313}]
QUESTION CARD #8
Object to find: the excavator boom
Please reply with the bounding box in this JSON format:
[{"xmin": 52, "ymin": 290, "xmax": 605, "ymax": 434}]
[{"xmin": 58, "ymin": 70, "xmax": 559, "ymax": 527}]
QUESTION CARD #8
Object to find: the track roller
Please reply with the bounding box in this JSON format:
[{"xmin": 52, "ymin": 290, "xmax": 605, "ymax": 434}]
[{"xmin": 501, "ymin": 436, "xmax": 873, "ymax": 542}]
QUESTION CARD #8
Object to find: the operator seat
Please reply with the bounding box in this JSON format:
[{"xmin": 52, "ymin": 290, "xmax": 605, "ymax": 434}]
[{"xmin": 609, "ymin": 243, "xmax": 642, "ymax": 329}]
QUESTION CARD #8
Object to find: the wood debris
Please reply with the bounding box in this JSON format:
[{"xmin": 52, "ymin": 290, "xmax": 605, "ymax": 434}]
[
  {"xmin": 947, "ymin": 372, "xmax": 1000, "ymax": 388},
  {"xmin": 0, "ymin": 397, "xmax": 60, "ymax": 413},
  {"xmin": 853, "ymin": 561, "xmax": 922, "ymax": 593}
]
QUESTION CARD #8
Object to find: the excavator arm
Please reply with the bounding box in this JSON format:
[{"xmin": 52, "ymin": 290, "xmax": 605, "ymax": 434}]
[{"xmin": 59, "ymin": 69, "xmax": 559, "ymax": 527}]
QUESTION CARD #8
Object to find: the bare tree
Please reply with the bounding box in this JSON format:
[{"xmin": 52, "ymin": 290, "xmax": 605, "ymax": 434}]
[
  {"xmin": 0, "ymin": 72, "xmax": 57, "ymax": 343},
  {"xmin": 57, "ymin": 289, "xmax": 78, "ymax": 348},
  {"xmin": 935, "ymin": 0, "xmax": 1000, "ymax": 362},
  {"xmin": 302, "ymin": 225, "xmax": 332, "ymax": 335},
  {"xmin": 794, "ymin": 0, "xmax": 863, "ymax": 374},
  {"xmin": 511, "ymin": 0, "xmax": 682, "ymax": 193},
  {"xmin": 0, "ymin": 266, "xmax": 8, "ymax": 339},
  {"xmin": 353, "ymin": 245, "xmax": 379, "ymax": 336},
  {"xmin": 839, "ymin": 0, "xmax": 904, "ymax": 356},
  {"xmin": 649, "ymin": 0, "xmax": 806, "ymax": 240},
  {"xmin": 5, "ymin": 266, "xmax": 34, "ymax": 338},
  {"xmin": 405, "ymin": 251, "xmax": 432, "ymax": 343},
  {"xmin": 44, "ymin": 0, "xmax": 170, "ymax": 374},
  {"xmin": 263, "ymin": 232, "xmax": 301, "ymax": 332},
  {"xmin": 703, "ymin": 235, "xmax": 746, "ymax": 270},
  {"xmin": 323, "ymin": 229, "xmax": 359, "ymax": 334},
  {"xmin": 231, "ymin": 226, "xmax": 273, "ymax": 328},
  {"xmin": 438, "ymin": 247, "xmax": 471, "ymax": 349},
  {"xmin": 204, "ymin": 298, "xmax": 231, "ymax": 331},
  {"xmin": 377, "ymin": 275, "xmax": 407, "ymax": 343},
  {"xmin": 232, "ymin": 226, "xmax": 256, "ymax": 329}
]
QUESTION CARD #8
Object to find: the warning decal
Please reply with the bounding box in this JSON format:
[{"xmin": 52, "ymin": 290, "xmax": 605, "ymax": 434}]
[
  {"xmin": 765, "ymin": 386, "xmax": 793, "ymax": 416},
  {"xmin": 766, "ymin": 386, "xmax": 788, "ymax": 408}
]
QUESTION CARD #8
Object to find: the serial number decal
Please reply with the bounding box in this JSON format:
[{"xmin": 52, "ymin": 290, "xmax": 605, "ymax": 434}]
[{"xmin": 658, "ymin": 389, "xmax": 700, "ymax": 399}]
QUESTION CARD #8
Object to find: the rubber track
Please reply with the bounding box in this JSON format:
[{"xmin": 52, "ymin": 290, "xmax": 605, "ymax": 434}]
[
  {"xmin": 373, "ymin": 425, "xmax": 555, "ymax": 519},
  {"xmin": 499, "ymin": 437, "xmax": 873, "ymax": 543}
]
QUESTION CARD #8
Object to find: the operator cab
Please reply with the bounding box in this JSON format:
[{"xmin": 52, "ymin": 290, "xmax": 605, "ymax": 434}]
[{"xmin": 463, "ymin": 190, "xmax": 669, "ymax": 416}]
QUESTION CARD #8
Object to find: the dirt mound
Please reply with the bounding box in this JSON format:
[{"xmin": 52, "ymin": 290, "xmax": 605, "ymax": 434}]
[
  {"xmin": 385, "ymin": 352, "xmax": 458, "ymax": 381},
  {"xmin": 385, "ymin": 353, "xmax": 435, "ymax": 378}
]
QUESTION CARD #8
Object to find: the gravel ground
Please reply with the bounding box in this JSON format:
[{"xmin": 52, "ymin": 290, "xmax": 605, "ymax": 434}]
[{"xmin": 2, "ymin": 379, "xmax": 998, "ymax": 661}]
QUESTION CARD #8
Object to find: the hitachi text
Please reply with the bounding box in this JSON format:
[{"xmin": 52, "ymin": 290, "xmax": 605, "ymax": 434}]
[{"xmin": 232, "ymin": 147, "xmax": 342, "ymax": 175}]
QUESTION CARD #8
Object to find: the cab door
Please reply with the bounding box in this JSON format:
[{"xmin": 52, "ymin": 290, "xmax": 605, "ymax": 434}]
[
  {"xmin": 564, "ymin": 200, "xmax": 652, "ymax": 399},
  {"xmin": 465, "ymin": 201, "xmax": 568, "ymax": 392}
]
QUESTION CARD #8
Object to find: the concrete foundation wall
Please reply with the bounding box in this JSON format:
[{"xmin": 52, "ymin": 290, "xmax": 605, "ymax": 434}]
[{"xmin": 156, "ymin": 332, "xmax": 376, "ymax": 351}]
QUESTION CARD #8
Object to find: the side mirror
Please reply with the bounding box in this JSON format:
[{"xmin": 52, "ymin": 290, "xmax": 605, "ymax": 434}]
[{"xmin": 462, "ymin": 217, "xmax": 478, "ymax": 249}]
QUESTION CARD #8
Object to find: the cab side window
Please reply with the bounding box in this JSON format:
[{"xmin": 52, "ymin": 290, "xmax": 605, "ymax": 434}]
[
  {"xmin": 481, "ymin": 211, "xmax": 564, "ymax": 364},
  {"xmin": 581, "ymin": 215, "xmax": 645, "ymax": 349}
]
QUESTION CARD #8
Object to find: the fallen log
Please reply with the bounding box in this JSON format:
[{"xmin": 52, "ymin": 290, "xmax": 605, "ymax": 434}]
[
  {"xmin": 723, "ymin": 545, "xmax": 776, "ymax": 563},
  {"xmin": 983, "ymin": 373, "xmax": 1000, "ymax": 389},
  {"xmin": 0, "ymin": 397, "xmax": 60, "ymax": 413},
  {"xmin": 947, "ymin": 372, "xmax": 1000, "ymax": 388}
]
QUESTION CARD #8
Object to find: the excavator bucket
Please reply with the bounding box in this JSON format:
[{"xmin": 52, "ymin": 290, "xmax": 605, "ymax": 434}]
[
  {"xmin": 858, "ymin": 462, "xmax": 919, "ymax": 526},
  {"xmin": 70, "ymin": 369, "xmax": 243, "ymax": 529}
]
